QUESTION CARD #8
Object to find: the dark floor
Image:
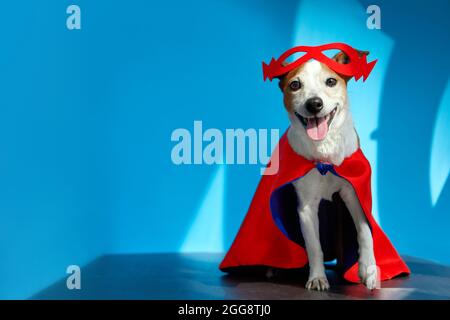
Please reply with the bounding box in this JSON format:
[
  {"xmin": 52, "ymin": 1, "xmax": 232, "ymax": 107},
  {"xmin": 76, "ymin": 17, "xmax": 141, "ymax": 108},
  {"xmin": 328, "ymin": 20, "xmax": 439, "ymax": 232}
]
[{"xmin": 32, "ymin": 253, "xmax": 450, "ymax": 300}]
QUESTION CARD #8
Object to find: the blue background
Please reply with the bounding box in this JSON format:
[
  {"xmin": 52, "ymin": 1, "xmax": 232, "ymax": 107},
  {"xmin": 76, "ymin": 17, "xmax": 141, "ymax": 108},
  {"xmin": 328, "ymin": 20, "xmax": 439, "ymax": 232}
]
[{"xmin": 0, "ymin": 0, "xmax": 449, "ymax": 299}]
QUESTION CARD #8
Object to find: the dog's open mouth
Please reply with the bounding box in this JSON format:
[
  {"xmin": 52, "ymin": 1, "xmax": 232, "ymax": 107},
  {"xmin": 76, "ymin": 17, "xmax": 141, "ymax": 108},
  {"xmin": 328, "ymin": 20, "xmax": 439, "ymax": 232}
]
[{"xmin": 295, "ymin": 107, "xmax": 337, "ymax": 141}]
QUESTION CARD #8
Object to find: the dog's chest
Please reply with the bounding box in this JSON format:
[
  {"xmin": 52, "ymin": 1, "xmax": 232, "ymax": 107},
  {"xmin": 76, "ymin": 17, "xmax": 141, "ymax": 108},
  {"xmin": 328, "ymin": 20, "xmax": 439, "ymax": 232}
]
[{"xmin": 292, "ymin": 168, "xmax": 348, "ymax": 203}]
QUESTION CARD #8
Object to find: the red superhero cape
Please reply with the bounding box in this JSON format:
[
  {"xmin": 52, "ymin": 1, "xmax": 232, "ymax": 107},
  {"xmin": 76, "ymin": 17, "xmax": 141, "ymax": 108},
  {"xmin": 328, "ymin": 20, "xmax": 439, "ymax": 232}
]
[{"xmin": 220, "ymin": 130, "xmax": 410, "ymax": 282}]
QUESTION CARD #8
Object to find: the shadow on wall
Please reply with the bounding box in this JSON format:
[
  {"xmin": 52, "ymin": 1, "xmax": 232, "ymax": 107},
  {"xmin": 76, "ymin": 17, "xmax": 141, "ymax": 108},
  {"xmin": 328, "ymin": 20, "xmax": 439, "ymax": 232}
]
[
  {"xmin": 360, "ymin": 0, "xmax": 450, "ymax": 264},
  {"xmin": 107, "ymin": 0, "xmax": 300, "ymax": 254},
  {"xmin": 0, "ymin": 1, "xmax": 115, "ymax": 299},
  {"xmin": 0, "ymin": 0, "xmax": 300, "ymax": 298},
  {"xmin": 286, "ymin": 0, "xmax": 450, "ymax": 265},
  {"xmin": 0, "ymin": 0, "xmax": 449, "ymax": 301}
]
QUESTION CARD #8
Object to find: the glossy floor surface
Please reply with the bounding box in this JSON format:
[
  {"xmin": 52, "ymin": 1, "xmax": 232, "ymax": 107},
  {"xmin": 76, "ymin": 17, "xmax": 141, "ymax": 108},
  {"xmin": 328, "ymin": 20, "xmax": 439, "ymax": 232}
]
[{"xmin": 33, "ymin": 253, "xmax": 450, "ymax": 300}]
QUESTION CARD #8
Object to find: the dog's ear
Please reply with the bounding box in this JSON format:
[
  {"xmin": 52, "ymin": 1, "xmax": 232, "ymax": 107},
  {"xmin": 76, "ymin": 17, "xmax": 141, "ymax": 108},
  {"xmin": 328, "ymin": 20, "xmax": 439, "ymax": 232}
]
[
  {"xmin": 332, "ymin": 50, "xmax": 369, "ymax": 81},
  {"xmin": 332, "ymin": 50, "xmax": 370, "ymax": 64},
  {"xmin": 276, "ymin": 61, "xmax": 289, "ymax": 91},
  {"xmin": 277, "ymin": 75, "xmax": 286, "ymax": 91}
]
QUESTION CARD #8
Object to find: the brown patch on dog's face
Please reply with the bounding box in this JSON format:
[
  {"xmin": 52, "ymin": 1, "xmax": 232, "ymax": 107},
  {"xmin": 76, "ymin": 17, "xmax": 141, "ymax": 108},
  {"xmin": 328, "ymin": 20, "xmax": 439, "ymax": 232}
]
[
  {"xmin": 277, "ymin": 49, "xmax": 370, "ymax": 114},
  {"xmin": 331, "ymin": 49, "xmax": 370, "ymax": 82},
  {"xmin": 277, "ymin": 59, "xmax": 348, "ymax": 141},
  {"xmin": 277, "ymin": 64, "xmax": 308, "ymax": 113},
  {"xmin": 274, "ymin": 49, "xmax": 370, "ymax": 141},
  {"xmin": 278, "ymin": 62, "xmax": 347, "ymax": 114}
]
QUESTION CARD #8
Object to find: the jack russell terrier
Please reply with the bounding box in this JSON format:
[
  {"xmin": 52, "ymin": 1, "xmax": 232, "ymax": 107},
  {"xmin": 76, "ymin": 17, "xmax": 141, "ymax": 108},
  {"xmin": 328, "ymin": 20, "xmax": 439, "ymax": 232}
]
[
  {"xmin": 220, "ymin": 46, "xmax": 410, "ymax": 291},
  {"xmin": 277, "ymin": 50, "xmax": 377, "ymax": 290}
]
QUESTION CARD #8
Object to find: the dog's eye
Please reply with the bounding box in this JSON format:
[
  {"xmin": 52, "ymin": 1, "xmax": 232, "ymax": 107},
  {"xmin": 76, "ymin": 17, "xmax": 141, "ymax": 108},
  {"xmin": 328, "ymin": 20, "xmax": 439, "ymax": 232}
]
[
  {"xmin": 289, "ymin": 80, "xmax": 301, "ymax": 91},
  {"xmin": 325, "ymin": 78, "xmax": 337, "ymax": 87}
]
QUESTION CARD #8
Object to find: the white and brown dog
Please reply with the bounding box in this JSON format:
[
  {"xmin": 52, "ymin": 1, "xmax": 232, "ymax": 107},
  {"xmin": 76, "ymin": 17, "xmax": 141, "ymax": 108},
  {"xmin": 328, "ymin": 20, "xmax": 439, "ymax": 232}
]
[{"xmin": 276, "ymin": 51, "xmax": 377, "ymax": 291}]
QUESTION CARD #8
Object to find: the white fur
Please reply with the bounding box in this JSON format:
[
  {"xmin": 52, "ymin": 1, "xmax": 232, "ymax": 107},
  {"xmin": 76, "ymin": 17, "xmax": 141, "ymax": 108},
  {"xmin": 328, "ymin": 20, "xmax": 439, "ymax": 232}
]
[{"xmin": 284, "ymin": 60, "xmax": 377, "ymax": 290}]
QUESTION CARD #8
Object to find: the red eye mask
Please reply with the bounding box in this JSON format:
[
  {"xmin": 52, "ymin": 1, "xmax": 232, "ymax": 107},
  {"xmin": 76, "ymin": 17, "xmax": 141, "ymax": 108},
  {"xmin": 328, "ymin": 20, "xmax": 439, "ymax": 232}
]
[{"xmin": 262, "ymin": 43, "xmax": 377, "ymax": 82}]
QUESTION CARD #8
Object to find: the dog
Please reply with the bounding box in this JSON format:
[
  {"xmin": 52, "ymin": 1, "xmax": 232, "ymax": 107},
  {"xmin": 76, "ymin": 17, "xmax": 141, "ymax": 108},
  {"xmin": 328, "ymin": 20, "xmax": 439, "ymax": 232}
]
[{"xmin": 275, "ymin": 50, "xmax": 377, "ymax": 291}]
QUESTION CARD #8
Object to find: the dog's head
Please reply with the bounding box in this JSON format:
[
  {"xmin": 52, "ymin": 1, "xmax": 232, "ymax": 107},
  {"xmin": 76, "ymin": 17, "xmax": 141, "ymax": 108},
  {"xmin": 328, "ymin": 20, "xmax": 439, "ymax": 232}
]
[{"xmin": 278, "ymin": 50, "xmax": 369, "ymax": 141}]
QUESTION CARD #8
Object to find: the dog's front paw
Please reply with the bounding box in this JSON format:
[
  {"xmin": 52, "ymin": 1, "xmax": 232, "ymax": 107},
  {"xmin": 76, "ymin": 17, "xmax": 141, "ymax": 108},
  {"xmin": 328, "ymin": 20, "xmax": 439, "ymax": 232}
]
[
  {"xmin": 305, "ymin": 276, "xmax": 329, "ymax": 291},
  {"xmin": 359, "ymin": 263, "xmax": 378, "ymax": 290}
]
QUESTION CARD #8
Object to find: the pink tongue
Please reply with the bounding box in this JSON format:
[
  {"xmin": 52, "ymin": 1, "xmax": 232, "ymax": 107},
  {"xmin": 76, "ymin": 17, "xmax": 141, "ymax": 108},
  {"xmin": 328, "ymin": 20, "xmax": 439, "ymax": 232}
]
[{"xmin": 306, "ymin": 117, "xmax": 328, "ymax": 140}]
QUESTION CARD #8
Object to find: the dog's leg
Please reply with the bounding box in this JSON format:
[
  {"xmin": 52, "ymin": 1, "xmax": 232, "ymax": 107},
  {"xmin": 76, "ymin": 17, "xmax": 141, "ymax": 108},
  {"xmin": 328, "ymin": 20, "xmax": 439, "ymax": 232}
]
[
  {"xmin": 339, "ymin": 183, "xmax": 377, "ymax": 290},
  {"xmin": 298, "ymin": 200, "xmax": 329, "ymax": 291}
]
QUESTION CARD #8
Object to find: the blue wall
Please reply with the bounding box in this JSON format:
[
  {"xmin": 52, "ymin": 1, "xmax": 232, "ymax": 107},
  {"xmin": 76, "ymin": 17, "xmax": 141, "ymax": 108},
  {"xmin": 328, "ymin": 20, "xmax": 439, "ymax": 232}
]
[
  {"xmin": 0, "ymin": 2, "xmax": 115, "ymax": 298},
  {"xmin": 0, "ymin": 0, "xmax": 449, "ymax": 299}
]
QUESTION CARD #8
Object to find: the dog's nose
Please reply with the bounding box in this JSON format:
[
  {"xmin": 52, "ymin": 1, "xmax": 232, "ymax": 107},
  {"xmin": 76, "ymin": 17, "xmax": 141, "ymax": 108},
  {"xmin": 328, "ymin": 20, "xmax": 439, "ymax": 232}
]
[{"xmin": 305, "ymin": 97, "xmax": 323, "ymax": 114}]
